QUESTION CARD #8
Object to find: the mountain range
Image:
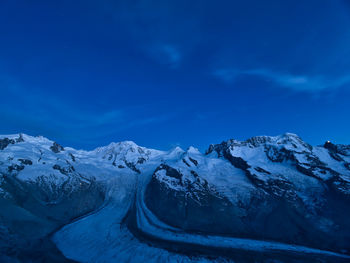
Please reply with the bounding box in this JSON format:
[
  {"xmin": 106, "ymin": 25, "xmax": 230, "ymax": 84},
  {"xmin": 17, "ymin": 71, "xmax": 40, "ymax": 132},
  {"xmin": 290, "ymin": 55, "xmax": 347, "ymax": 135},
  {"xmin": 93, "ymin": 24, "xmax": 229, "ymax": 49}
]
[{"xmin": 0, "ymin": 133, "xmax": 349, "ymax": 263}]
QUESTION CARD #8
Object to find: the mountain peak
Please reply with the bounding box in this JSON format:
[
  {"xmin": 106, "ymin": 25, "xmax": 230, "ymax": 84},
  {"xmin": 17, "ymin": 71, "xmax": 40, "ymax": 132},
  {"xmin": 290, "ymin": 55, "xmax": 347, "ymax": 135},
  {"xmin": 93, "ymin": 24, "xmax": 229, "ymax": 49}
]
[
  {"xmin": 186, "ymin": 146, "xmax": 201, "ymax": 154},
  {"xmin": 94, "ymin": 140, "xmax": 140, "ymax": 153},
  {"xmin": 206, "ymin": 132, "xmax": 312, "ymax": 157},
  {"xmin": 166, "ymin": 146, "xmax": 185, "ymax": 158},
  {"xmin": 281, "ymin": 132, "xmax": 299, "ymax": 138}
]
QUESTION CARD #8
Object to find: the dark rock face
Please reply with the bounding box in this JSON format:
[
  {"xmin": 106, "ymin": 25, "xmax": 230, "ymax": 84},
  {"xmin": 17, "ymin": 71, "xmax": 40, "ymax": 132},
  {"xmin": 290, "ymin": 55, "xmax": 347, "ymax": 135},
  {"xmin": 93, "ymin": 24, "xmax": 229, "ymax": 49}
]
[
  {"xmin": 124, "ymin": 160, "xmax": 141, "ymax": 174},
  {"xmin": 182, "ymin": 158, "xmax": 190, "ymax": 167},
  {"xmin": 50, "ymin": 142, "xmax": 65, "ymax": 153},
  {"xmin": 207, "ymin": 140, "xmax": 250, "ymax": 170},
  {"xmin": 145, "ymin": 164, "xmax": 243, "ymax": 235},
  {"xmin": 324, "ymin": 141, "xmax": 339, "ymax": 152},
  {"xmin": 145, "ymin": 163, "xmax": 350, "ymax": 254},
  {"xmin": 324, "ymin": 141, "xmax": 350, "ymax": 165},
  {"xmin": 144, "ymin": 164, "xmax": 346, "ymax": 252},
  {"xmin": 0, "ymin": 138, "xmax": 15, "ymax": 150},
  {"xmin": 188, "ymin": 157, "xmax": 198, "ymax": 166},
  {"xmin": 0, "ymin": 174, "xmax": 105, "ymax": 262},
  {"xmin": 18, "ymin": 158, "xmax": 33, "ymax": 165},
  {"xmin": 137, "ymin": 157, "xmax": 146, "ymax": 164},
  {"xmin": 16, "ymin": 133, "xmax": 24, "ymax": 143},
  {"xmin": 7, "ymin": 164, "xmax": 25, "ymax": 173},
  {"xmin": 265, "ymin": 146, "xmax": 297, "ymax": 163},
  {"xmin": 69, "ymin": 153, "xmax": 76, "ymax": 162},
  {"xmin": 53, "ymin": 164, "xmax": 75, "ymax": 175},
  {"xmin": 0, "ymin": 135, "xmax": 24, "ymax": 150},
  {"xmin": 324, "ymin": 141, "xmax": 350, "ymax": 156}
]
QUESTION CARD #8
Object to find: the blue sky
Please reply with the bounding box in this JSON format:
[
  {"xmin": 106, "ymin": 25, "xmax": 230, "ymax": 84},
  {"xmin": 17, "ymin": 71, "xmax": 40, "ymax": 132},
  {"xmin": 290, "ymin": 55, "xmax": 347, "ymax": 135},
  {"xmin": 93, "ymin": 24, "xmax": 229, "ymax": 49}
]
[{"xmin": 1, "ymin": 0, "xmax": 350, "ymax": 150}]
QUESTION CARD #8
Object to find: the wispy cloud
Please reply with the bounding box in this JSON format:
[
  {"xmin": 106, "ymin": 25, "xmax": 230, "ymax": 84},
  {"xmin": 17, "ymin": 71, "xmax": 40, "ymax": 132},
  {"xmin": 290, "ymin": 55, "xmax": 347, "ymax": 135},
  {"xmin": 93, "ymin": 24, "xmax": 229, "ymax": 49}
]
[
  {"xmin": 103, "ymin": 1, "xmax": 202, "ymax": 69},
  {"xmin": 213, "ymin": 68, "xmax": 350, "ymax": 92},
  {"xmin": 150, "ymin": 43, "xmax": 181, "ymax": 68},
  {"xmin": 161, "ymin": 45, "xmax": 181, "ymax": 65},
  {"xmin": 0, "ymin": 78, "xmax": 173, "ymax": 145}
]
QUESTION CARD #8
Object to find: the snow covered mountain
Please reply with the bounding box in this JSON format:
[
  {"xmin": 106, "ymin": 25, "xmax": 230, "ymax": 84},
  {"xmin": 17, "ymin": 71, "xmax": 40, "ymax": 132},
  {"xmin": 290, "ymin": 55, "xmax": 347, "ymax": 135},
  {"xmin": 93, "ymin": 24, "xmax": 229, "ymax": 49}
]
[{"xmin": 0, "ymin": 133, "xmax": 349, "ymax": 263}]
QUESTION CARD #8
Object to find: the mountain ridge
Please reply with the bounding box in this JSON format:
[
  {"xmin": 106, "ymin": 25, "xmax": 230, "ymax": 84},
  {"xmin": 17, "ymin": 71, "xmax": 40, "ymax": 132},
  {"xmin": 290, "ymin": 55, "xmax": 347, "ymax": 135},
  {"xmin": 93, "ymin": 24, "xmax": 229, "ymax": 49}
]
[{"xmin": 0, "ymin": 132, "xmax": 349, "ymax": 263}]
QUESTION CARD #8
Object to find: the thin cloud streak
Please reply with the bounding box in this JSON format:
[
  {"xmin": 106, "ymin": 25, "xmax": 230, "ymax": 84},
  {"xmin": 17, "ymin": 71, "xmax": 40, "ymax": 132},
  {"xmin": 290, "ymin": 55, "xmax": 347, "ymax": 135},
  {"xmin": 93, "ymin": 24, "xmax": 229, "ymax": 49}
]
[
  {"xmin": 148, "ymin": 43, "xmax": 182, "ymax": 68},
  {"xmin": 213, "ymin": 68, "xmax": 350, "ymax": 92},
  {"xmin": 0, "ymin": 79, "xmax": 174, "ymax": 145},
  {"xmin": 160, "ymin": 44, "xmax": 181, "ymax": 66}
]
